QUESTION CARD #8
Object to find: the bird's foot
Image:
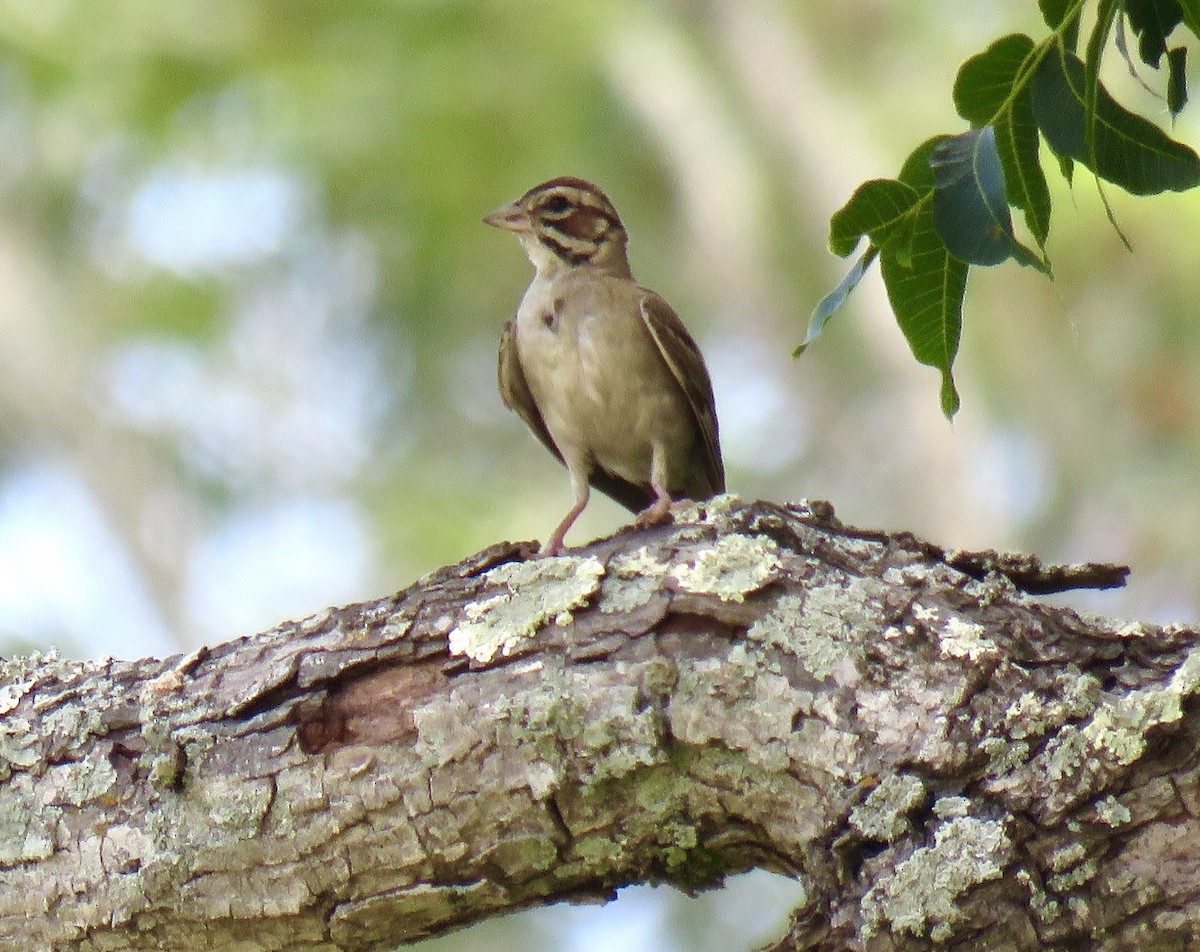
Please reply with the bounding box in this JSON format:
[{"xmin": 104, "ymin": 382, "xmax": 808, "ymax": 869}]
[{"xmin": 635, "ymin": 494, "xmax": 674, "ymax": 528}]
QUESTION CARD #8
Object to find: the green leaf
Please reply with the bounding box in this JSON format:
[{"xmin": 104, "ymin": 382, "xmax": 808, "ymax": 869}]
[
  {"xmin": 1168, "ymin": 45, "xmax": 1188, "ymax": 116},
  {"xmin": 954, "ymin": 34, "xmax": 1036, "ymax": 123},
  {"xmin": 1039, "ymin": 0, "xmax": 1081, "ymax": 49},
  {"xmin": 995, "ymin": 106, "xmax": 1053, "ymax": 248},
  {"xmin": 899, "ymin": 135, "xmax": 950, "ymax": 188},
  {"xmin": 1033, "ymin": 45, "xmax": 1200, "ymax": 194},
  {"xmin": 1123, "ymin": 0, "xmax": 1184, "ymax": 68},
  {"xmin": 1052, "ymin": 150, "xmax": 1075, "ymax": 184},
  {"xmin": 1182, "ymin": 0, "xmax": 1200, "ymax": 38},
  {"xmin": 953, "ymin": 33, "xmax": 1052, "ymax": 246},
  {"xmin": 880, "ymin": 220, "xmax": 966, "ymax": 419},
  {"xmin": 888, "ymin": 211, "xmax": 920, "ymax": 269},
  {"xmin": 882, "ymin": 138, "xmax": 966, "ymax": 419},
  {"xmin": 828, "ymin": 179, "xmax": 921, "ymax": 257},
  {"xmin": 797, "ymin": 248, "xmax": 878, "ymax": 355},
  {"xmin": 1085, "ymin": 0, "xmax": 1120, "ymax": 153},
  {"xmin": 930, "ymin": 127, "xmax": 1047, "ymax": 271}
]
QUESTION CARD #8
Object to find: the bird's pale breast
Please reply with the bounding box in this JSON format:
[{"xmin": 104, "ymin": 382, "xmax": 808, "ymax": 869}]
[{"xmin": 515, "ymin": 271, "xmax": 695, "ymax": 488}]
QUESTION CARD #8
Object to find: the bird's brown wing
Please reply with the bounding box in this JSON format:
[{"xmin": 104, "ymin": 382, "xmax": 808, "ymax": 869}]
[
  {"xmin": 498, "ymin": 317, "xmax": 563, "ymax": 465},
  {"xmin": 638, "ymin": 293, "xmax": 726, "ymax": 497},
  {"xmin": 498, "ymin": 317, "xmax": 654, "ymax": 513}
]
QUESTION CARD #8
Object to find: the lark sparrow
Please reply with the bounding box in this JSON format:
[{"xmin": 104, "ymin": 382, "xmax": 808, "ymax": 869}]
[{"xmin": 484, "ymin": 177, "xmax": 724, "ymax": 555}]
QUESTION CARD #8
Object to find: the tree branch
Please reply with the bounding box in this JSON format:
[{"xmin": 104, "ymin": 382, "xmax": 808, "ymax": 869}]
[{"xmin": 2, "ymin": 497, "xmax": 1196, "ymax": 951}]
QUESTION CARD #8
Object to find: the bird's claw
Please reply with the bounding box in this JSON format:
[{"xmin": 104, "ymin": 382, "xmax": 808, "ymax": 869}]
[{"xmin": 635, "ymin": 496, "xmax": 673, "ymax": 528}]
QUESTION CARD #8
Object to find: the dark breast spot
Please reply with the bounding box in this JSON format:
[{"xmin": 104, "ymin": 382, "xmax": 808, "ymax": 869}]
[{"xmin": 542, "ymin": 298, "xmax": 564, "ymax": 330}]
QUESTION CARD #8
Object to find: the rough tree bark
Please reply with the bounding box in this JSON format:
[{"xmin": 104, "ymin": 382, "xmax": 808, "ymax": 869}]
[{"xmin": 2, "ymin": 496, "xmax": 1197, "ymax": 952}]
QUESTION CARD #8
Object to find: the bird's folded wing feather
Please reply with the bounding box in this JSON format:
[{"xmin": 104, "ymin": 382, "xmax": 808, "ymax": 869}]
[
  {"xmin": 638, "ymin": 293, "xmax": 726, "ymax": 496},
  {"xmin": 498, "ymin": 317, "xmax": 563, "ymax": 465}
]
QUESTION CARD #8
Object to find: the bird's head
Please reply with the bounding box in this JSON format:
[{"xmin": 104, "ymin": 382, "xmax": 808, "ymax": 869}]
[{"xmin": 484, "ymin": 177, "xmax": 632, "ymax": 278}]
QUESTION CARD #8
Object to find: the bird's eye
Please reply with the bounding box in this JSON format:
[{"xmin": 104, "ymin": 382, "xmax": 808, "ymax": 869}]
[{"xmin": 540, "ymin": 195, "xmax": 573, "ymax": 216}]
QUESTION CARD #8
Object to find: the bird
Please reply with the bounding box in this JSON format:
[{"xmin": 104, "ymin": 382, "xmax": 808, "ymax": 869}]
[{"xmin": 484, "ymin": 176, "xmax": 724, "ymax": 556}]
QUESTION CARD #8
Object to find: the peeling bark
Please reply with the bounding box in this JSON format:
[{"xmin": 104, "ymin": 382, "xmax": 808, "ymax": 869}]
[{"xmin": 0, "ymin": 497, "xmax": 1196, "ymax": 952}]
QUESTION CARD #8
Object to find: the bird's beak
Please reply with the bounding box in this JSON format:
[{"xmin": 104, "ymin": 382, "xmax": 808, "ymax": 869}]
[{"xmin": 483, "ymin": 200, "xmax": 532, "ymax": 233}]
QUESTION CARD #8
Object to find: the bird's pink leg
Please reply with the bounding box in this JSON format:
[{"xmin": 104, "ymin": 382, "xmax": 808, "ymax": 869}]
[
  {"xmin": 541, "ymin": 472, "xmax": 590, "ymax": 556},
  {"xmin": 635, "ymin": 444, "xmax": 674, "ymax": 527}
]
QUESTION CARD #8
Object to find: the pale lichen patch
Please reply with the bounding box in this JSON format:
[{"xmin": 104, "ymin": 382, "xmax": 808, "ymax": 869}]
[
  {"xmin": 611, "ymin": 547, "xmax": 668, "ymax": 578},
  {"xmin": 492, "ymin": 669, "xmax": 663, "ymax": 789},
  {"xmin": 489, "ymin": 832, "xmax": 558, "ymax": 873},
  {"xmin": 748, "ymin": 585, "xmax": 875, "ymax": 687},
  {"xmin": 1047, "ymin": 856, "xmax": 1098, "ymax": 892},
  {"xmin": 600, "ymin": 548, "xmax": 668, "ymax": 614},
  {"xmin": 912, "ymin": 603, "xmax": 940, "ymax": 625},
  {"xmin": 522, "ymin": 758, "xmax": 558, "ymax": 801},
  {"xmin": 0, "ymin": 679, "xmax": 34, "ymax": 717},
  {"xmin": 1092, "ymin": 795, "xmax": 1132, "ymax": 827},
  {"xmin": 1018, "ymin": 867, "xmax": 1063, "ymax": 924},
  {"xmin": 0, "ymin": 649, "xmax": 63, "ymax": 689},
  {"xmin": 938, "ymin": 616, "xmax": 1000, "ymax": 662},
  {"xmin": 747, "ymin": 594, "xmax": 800, "ymax": 648},
  {"xmin": 669, "ymin": 499, "xmax": 704, "ymax": 525},
  {"xmin": 857, "ymin": 669, "xmax": 963, "ymax": 770},
  {"xmin": 980, "ymin": 736, "xmax": 1029, "ymax": 775},
  {"xmin": 1066, "ymin": 895, "xmax": 1091, "ymax": 922},
  {"xmin": 43, "ymin": 703, "xmax": 106, "ymax": 752},
  {"xmin": 1048, "ymin": 840, "xmax": 1087, "ymax": 874},
  {"xmin": 1116, "ymin": 621, "xmax": 1154, "ymax": 639},
  {"xmin": 100, "ymin": 823, "xmax": 154, "ymax": 877},
  {"xmin": 932, "ymin": 795, "xmax": 970, "ymax": 820},
  {"xmin": 1003, "ymin": 672, "xmax": 1100, "ymax": 747},
  {"xmin": 863, "ymin": 815, "xmax": 1012, "ymax": 939},
  {"xmin": 575, "ymin": 694, "xmax": 666, "ymax": 786},
  {"xmin": 44, "ymin": 749, "xmax": 118, "ymax": 807},
  {"xmin": 449, "ymin": 556, "xmax": 604, "ymax": 663},
  {"xmin": 1046, "ymin": 845, "xmax": 1094, "ymax": 888},
  {"xmin": 0, "ymin": 775, "xmax": 54, "ymax": 865},
  {"xmin": 787, "ymin": 718, "xmax": 861, "ymax": 782},
  {"xmin": 1168, "ymin": 643, "xmax": 1200, "ymax": 695},
  {"xmin": 575, "ymin": 835, "xmax": 625, "ymax": 866},
  {"xmin": 1041, "ymin": 647, "xmax": 1200, "ymax": 786},
  {"xmin": 851, "ymin": 774, "xmax": 927, "ymax": 841},
  {"xmin": 696, "ymin": 491, "xmax": 742, "ymax": 521},
  {"xmin": 1006, "ymin": 692, "xmax": 1054, "ymax": 741},
  {"xmin": 0, "ymin": 714, "xmax": 39, "ymax": 775},
  {"xmin": 669, "ymin": 661, "xmax": 800, "ymax": 769},
  {"xmin": 669, "ymin": 534, "xmax": 780, "ymax": 602},
  {"xmin": 197, "ymin": 776, "xmax": 275, "ymax": 835},
  {"xmin": 750, "ymin": 594, "xmax": 841, "ymax": 682}
]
